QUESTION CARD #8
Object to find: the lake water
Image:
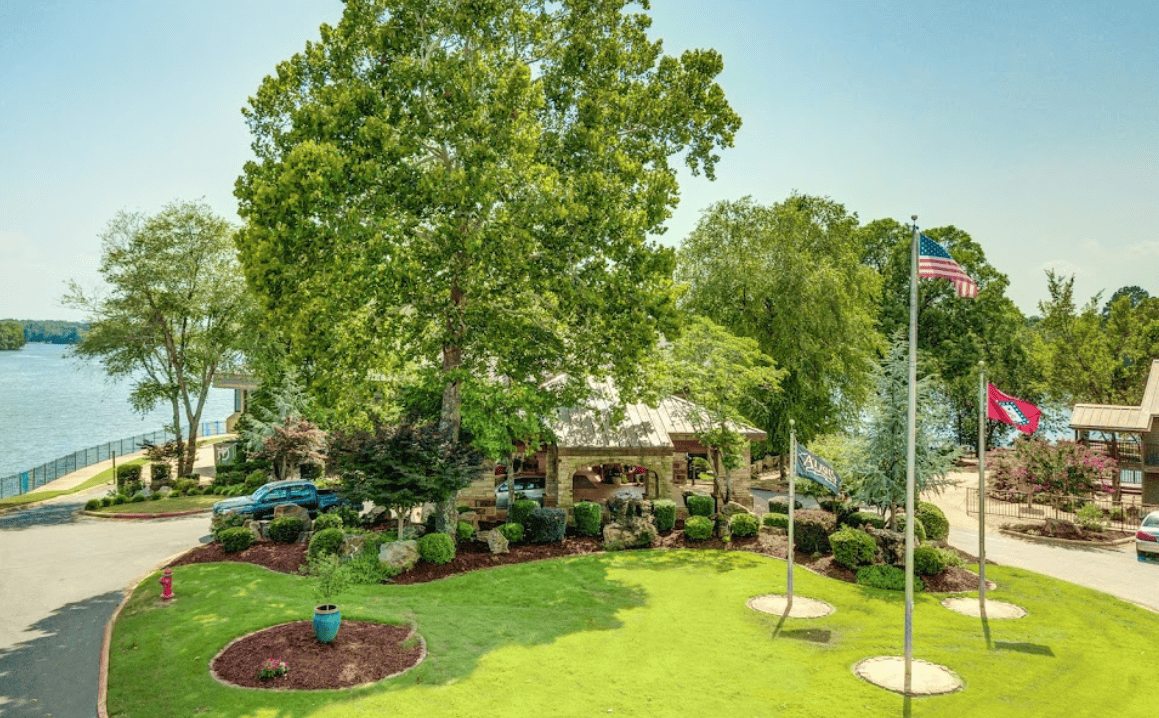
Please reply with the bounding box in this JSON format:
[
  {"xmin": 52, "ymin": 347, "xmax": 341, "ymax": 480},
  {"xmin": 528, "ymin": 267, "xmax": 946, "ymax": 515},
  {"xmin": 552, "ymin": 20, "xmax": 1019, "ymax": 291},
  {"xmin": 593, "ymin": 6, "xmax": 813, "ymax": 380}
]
[{"xmin": 0, "ymin": 342, "xmax": 235, "ymax": 478}]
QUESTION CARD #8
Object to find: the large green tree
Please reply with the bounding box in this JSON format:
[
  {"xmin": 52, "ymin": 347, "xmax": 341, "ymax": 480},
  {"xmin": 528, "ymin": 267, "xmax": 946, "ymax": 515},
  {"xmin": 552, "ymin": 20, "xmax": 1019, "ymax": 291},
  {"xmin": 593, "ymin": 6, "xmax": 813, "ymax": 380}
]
[
  {"xmin": 875, "ymin": 224, "xmax": 1033, "ymax": 449},
  {"xmin": 0, "ymin": 320, "xmax": 24, "ymax": 350},
  {"xmin": 675, "ymin": 194, "xmax": 882, "ymax": 461},
  {"xmin": 64, "ymin": 201, "xmax": 250, "ymax": 475},
  {"xmin": 235, "ymin": 0, "xmax": 740, "ymax": 528}
]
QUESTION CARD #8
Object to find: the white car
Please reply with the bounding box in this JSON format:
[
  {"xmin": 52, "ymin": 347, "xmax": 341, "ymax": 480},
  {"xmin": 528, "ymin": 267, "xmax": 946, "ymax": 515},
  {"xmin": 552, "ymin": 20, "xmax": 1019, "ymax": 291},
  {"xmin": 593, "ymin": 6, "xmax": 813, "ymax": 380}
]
[{"xmin": 1137, "ymin": 511, "xmax": 1159, "ymax": 560}]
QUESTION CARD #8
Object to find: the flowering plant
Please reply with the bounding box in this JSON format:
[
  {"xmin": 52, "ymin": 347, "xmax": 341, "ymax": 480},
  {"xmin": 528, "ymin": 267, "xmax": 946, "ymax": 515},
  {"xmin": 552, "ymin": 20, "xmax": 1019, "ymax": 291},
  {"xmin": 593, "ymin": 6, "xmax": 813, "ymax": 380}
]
[{"xmin": 258, "ymin": 657, "xmax": 288, "ymax": 679}]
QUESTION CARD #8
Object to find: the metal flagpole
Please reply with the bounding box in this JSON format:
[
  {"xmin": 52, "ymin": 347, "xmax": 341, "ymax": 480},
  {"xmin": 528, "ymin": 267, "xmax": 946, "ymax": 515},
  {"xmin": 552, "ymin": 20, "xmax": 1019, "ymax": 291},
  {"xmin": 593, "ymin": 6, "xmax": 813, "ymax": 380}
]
[
  {"xmin": 787, "ymin": 419, "xmax": 796, "ymax": 610},
  {"xmin": 978, "ymin": 361, "xmax": 987, "ymax": 604},
  {"xmin": 904, "ymin": 216, "xmax": 919, "ymax": 695}
]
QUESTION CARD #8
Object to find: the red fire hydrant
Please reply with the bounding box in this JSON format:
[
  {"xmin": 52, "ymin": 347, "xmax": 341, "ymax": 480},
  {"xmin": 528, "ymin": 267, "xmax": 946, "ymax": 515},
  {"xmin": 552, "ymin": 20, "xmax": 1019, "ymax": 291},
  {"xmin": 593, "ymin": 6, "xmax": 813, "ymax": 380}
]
[{"xmin": 159, "ymin": 568, "xmax": 174, "ymax": 600}]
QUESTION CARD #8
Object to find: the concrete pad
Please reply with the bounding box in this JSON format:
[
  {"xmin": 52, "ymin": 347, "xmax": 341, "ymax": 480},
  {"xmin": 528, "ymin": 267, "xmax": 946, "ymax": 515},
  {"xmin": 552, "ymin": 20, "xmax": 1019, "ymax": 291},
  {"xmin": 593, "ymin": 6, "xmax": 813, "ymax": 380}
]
[
  {"xmin": 854, "ymin": 656, "xmax": 963, "ymax": 695},
  {"xmin": 941, "ymin": 597, "xmax": 1026, "ymax": 618},
  {"xmin": 747, "ymin": 594, "xmax": 835, "ymax": 618}
]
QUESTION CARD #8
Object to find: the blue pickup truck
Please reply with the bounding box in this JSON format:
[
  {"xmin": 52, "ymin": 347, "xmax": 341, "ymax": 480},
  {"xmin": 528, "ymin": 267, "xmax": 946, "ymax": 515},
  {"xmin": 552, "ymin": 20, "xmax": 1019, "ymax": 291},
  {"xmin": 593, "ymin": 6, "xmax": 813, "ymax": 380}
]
[{"xmin": 211, "ymin": 479, "xmax": 347, "ymax": 521}]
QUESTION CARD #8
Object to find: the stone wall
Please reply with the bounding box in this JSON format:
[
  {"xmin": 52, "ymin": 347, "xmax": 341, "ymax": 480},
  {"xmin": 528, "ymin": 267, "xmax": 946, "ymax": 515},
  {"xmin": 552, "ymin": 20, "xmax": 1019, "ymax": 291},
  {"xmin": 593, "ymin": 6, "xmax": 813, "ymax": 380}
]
[{"xmin": 553, "ymin": 450, "xmax": 673, "ymax": 508}]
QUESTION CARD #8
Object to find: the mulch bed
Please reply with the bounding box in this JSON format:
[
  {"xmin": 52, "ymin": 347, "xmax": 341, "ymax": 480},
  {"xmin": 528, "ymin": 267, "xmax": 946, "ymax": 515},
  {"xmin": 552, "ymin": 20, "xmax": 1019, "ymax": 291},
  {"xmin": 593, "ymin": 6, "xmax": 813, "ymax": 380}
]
[
  {"xmin": 170, "ymin": 540, "xmax": 310, "ymax": 574},
  {"xmin": 1000, "ymin": 522, "xmax": 1134, "ymax": 543},
  {"xmin": 210, "ymin": 620, "xmax": 422, "ymax": 690}
]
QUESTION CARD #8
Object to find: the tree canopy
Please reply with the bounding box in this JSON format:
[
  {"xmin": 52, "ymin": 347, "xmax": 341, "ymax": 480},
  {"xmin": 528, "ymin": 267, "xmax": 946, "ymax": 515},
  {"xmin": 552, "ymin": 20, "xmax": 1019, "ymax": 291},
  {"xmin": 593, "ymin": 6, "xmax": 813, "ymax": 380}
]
[
  {"xmin": 0, "ymin": 320, "xmax": 24, "ymax": 350},
  {"xmin": 235, "ymin": 0, "xmax": 741, "ymax": 454},
  {"xmin": 675, "ymin": 194, "xmax": 882, "ymax": 459},
  {"xmin": 64, "ymin": 200, "xmax": 250, "ymax": 475}
]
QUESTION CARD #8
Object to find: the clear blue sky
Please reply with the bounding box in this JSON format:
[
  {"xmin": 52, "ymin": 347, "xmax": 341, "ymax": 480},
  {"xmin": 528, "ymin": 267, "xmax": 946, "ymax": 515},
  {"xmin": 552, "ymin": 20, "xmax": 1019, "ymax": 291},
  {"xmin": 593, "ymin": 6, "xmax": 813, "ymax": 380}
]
[{"xmin": 2, "ymin": 0, "xmax": 1156, "ymax": 321}]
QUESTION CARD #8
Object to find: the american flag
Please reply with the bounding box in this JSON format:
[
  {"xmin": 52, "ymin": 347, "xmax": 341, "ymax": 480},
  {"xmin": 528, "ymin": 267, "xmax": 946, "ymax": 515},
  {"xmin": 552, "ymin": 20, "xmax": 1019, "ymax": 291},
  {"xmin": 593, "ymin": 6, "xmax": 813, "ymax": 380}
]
[{"xmin": 918, "ymin": 234, "xmax": 978, "ymax": 298}]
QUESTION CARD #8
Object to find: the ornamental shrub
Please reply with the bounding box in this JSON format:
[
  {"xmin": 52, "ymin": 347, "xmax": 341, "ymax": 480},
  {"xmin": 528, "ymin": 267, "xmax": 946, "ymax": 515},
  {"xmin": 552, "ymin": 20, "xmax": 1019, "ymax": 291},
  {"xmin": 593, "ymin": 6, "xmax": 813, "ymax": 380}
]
[
  {"xmin": 498, "ymin": 522, "xmax": 524, "ymax": 543},
  {"xmin": 269, "ymin": 516, "xmax": 305, "ymax": 543},
  {"xmin": 173, "ymin": 478, "xmax": 198, "ymax": 495},
  {"xmin": 116, "ymin": 464, "xmax": 142, "ymax": 483},
  {"xmin": 762, "ymin": 513, "xmax": 789, "ymax": 530},
  {"xmin": 829, "ymin": 527, "xmax": 877, "ymax": 568},
  {"xmin": 219, "ymin": 527, "xmax": 254, "ymax": 553},
  {"xmin": 1076, "ymin": 502, "xmax": 1106, "ymax": 531},
  {"xmin": 149, "ymin": 493, "xmax": 161, "ymax": 501},
  {"xmin": 418, "ymin": 532, "xmax": 456, "ymax": 565},
  {"xmin": 685, "ymin": 494, "xmax": 714, "ymax": 517},
  {"xmin": 843, "ymin": 511, "xmax": 885, "ymax": 530},
  {"xmin": 335, "ymin": 506, "xmax": 362, "ymax": 528},
  {"xmin": 652, "ymin": 499, "xmax": 677, "ymax": 532},
  {"xmin": 151, "ymin": 463, "xmax": 171, "ymax": 484},
  {"xmin": 767, "ymin": 497, "xmax": 803, "ymax": 514},
  {"xmin": 684, "ymin": 515, "xmax": 714, "ymax": 541},
  {"xmin": 244, "ymin": 470, "xmax": 269, "ymax": 491},
  {"xmin": 730, "ymin": 512, "xmax": 759, "ymax": 538},
  {"xmin": 913, "ymin": 544, "xmax": 949, "ymax": 576},
  {"xmin": 856, "ymin": 564, "xmax": 923, "ymax": 592},
  {"xmin": 524, "ymin": 507, "xmax": 567, "ymax": 543},
  {"xmin": 456, "ymin": 520, "xmax": 475, "ymax": 542},
  {"xmin": 84, "ymin": 499, "xmax": 101, "ymax": 511},
  {"xmin": 896, "ymin": 514, "xmax": 927, "ymax": 543},
  {"xmin": 915, "ymin": 501, "xmax": 950, "ymax": 541},
  {"xmin": 792, "ymin": 510, "xmax": 836, "ymax": 554},
  {"xmin": 308, "ymin": 527, "xmax": 345, "ymax": 560},
  {"xmin": 574, "ymin": 501, "xmax": 602, "ymax": 537},
  {"xmin": 130, "ymin": 494, "xmax": 146, "ymax": 503},
  {"xmin": 112, "ymin": 494, "xmax": 128, "ymax": 505},
  {"xmin": 313, "ymin": 512, "xmax": 344, "ymax": 532},
  {"xmin": 101, "ymin": 497, "xmax": 114, "ymax": 507},
  {"xmin": 510, "ymin": 499, "xmax": 538, "ymax": 527}
]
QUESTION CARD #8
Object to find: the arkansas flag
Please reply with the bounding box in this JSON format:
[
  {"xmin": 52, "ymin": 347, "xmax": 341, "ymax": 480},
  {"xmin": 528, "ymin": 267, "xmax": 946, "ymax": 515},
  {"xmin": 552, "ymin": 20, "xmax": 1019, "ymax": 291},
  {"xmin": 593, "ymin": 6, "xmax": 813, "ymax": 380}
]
[{"xmin": 987, "ymin": 384, "xmax": 1041, "ymax": 434}]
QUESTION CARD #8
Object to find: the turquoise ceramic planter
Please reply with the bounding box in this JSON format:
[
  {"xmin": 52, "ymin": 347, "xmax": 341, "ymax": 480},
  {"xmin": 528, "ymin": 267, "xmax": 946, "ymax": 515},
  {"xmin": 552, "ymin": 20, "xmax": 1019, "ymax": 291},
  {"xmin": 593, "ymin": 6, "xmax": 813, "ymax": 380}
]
[{"xmin": 313, "ymin": 604, "xmax": 341, "ymax": 642}]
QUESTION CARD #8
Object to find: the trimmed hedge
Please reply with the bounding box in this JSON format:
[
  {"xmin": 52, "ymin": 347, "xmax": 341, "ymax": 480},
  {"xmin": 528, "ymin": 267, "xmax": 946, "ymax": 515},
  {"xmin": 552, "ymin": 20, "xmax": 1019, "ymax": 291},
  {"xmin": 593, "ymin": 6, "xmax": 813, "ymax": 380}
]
[
  {"xmin": 685, "ymin": 494, "xmax": 714, "ymax": 517},
  {"xmin": 916, "ymin": 501, "xmax": 950, "ymax": 541},
  {"xmin": 498, "ymin": 522, "xmax": 524, "ymax": 543},
  {"xmin": 116, "ymin": 464, "xmax": 142, "ymax": 483},
  {"xmin": 793, "ymin": 510, "xmax": 836, "ymax": 554},
  {"xmin": 843, "ymin": 511, "xmax": 885, "ymax": 530},
  {"xmin": 84, "ymin": 499, "xmax": 101, "ymax": 511},
  {"xmin": 829, "ymin": 526, "xmax": 876, "ymax": 568},
  {"xmin": 856, "ymin": 564, "xmax": 924, "ymax": 592},
  {"xmin": 767, "ymin": 497, "xmax": 804, "ymax": 515},
  {"xmin": 653, "ymin": 499, "xmax": 677, "ymax": 532},
  {"xmin": 524, "ymin": 507, "xmax": 567, "ymax": 544},
  {"xmin": 130, "ymin": 494, "xmax": 146, "ymax": 503},
  {"xmin": 456, "ymin": 520, "xmax": 475, "ymax": 542},
  {"xmin": 574, "ymin": 501, "xmax": 602, "ymax": 537},
  {"xmin": 510, "ymin": 499, "xmax": 538, "ymax": 527},
  {"xmin": 219, "ymin": 527, "xmax": 254, "ymax": 553},
  {"xmin": 418, "ymin": 532, "xmax": 456, "ymax": 565},
  {"xmin": 313, "ymin": 512, "xmax": 344, "ymax": 532},
  {"xmin": 913, "ymin": 544, "xmax": 949, "ymax": 576},
  {"xmin": 308, "ymin": 527, "xmax": 345, "ymax": 560},
  {"xmin": 897, "ymin": 514, "xmax": 927, "ymax": 543},
  {"xmin": 269, "ymin": 516, "xmax": 304, "ymax": 543},
  {"xmin": 684, "ymin": 515, "xmax": 714, "ymax": 541},
  {"xmin": 762, "ymin": 513, "xmax": 789, "ymax": 530},
  {"xmin": 730, "ymin": 512, "xmax": 759, "ymax": 538}
]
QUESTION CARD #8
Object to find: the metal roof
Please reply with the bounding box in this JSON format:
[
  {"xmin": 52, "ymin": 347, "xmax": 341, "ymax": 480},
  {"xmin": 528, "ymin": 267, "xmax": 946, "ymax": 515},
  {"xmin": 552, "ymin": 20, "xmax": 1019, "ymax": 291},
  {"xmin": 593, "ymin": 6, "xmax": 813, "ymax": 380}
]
[
  {"xmin": 551, "ymin": 380, "xmax": 767, "ymax": 450},
  {"xmin": 1069, "ymin": 359, "xmax": 1159, "ymax": 432}
]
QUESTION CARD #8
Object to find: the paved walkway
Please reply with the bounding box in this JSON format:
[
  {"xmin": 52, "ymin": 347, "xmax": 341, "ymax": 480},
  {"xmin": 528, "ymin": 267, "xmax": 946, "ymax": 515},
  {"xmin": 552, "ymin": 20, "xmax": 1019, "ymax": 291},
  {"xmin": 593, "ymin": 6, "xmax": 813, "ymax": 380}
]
[{"xmin": 0, "ymin": 441, "xmax": 223, "ymax": 717}]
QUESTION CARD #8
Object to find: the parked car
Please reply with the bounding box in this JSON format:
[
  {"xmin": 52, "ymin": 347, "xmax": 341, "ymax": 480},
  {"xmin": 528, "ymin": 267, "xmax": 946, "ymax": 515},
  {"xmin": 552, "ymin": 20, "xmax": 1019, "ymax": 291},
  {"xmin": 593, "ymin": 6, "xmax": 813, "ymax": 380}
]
[
  {"xmin": 212, "ymin": 479, "xmax": 347, "ymax": 520},
  {"xmin": 1137, "ymin": 510, "xmax": 1159, "ymax": 560},
  {"xmin": 495, "ymin": 477, "xmax": 545, "ymax": 508}
]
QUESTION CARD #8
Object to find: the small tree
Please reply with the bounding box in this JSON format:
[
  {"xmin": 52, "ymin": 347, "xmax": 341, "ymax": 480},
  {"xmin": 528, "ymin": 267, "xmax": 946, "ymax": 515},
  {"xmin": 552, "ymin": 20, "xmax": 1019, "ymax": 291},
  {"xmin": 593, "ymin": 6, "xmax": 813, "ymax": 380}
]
[
  {"xmin": 331, "ymin": 421, "xmax": 483, "ymax": 536},
  {"xmin": 854, "ymin": 336, "xmax": 959, "ymax": 528},
  {"xmin": 254, "ymin": 417, "xmax": 327, "ymax": 482}
]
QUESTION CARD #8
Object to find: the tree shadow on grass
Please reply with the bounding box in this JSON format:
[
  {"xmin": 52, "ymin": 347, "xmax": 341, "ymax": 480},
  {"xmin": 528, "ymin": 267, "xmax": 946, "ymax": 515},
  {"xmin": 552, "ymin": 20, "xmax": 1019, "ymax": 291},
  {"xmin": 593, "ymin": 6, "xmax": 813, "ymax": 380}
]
[
  {"xmin": 607, "ymin": 548, "xmax": 764, "ymax": 575},
  {"xmin": 0, "ymin": 591, "xmax": 122, "ymax": 718}
]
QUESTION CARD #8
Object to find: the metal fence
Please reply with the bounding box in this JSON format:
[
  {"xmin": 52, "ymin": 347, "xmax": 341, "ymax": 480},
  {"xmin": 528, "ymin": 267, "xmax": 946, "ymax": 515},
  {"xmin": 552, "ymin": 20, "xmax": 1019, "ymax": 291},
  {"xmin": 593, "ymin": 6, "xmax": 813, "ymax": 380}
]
[
  {"xmin": 0, "ymin": 420, "xmax": 227, "ymax": 499},
  {"xmin": 966, "ymin": 487, "xmax": 1156, "ymax": 533}
]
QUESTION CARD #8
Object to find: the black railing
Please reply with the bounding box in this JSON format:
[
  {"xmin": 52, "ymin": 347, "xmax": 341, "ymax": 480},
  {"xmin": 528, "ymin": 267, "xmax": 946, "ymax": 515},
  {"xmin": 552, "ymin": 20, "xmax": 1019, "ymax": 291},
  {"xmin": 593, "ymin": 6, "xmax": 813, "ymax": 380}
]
[{"xmin": 966, "ymin": 487, "xmax": 1156, "ymax": 532}]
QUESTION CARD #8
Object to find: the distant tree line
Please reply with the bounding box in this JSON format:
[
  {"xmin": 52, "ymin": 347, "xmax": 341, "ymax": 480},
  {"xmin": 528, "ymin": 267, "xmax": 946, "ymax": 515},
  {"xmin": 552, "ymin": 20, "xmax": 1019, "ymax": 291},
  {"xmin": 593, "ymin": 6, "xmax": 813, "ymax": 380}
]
[{"xmin": 0, "ymin": 319, "xmax": 90, "ymax": 345}]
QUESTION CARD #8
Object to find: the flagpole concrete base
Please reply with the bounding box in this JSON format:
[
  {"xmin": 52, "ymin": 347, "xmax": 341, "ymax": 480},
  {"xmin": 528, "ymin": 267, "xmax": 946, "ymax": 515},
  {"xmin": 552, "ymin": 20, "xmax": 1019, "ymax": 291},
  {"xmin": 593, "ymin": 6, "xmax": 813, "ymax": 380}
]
[
  {"xmin": 940, "ymin": 597, "xmax": 1027, "ymax": 619},
  {"xmin": 854, "ymin": 656, "xmax": 962, "ymax": 696},
  {"xmin": 746, "ymin": 594, "xmax": 834, "ymax": 618}
]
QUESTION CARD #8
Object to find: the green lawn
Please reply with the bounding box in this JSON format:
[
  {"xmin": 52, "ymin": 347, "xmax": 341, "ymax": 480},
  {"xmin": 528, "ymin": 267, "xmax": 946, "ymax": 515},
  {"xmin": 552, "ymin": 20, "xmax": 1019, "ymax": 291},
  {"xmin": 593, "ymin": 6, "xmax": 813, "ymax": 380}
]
[
  {"xmin": 0, "ymin": 458, "xmax": 148, "ymax": 509},
  {"xmin": 107, "ymin": 550, "xmax": 1155, "ymax": 717},
  {"xmin": 91, "ymin": 494, "xmax": 219, "ymax": 514}
]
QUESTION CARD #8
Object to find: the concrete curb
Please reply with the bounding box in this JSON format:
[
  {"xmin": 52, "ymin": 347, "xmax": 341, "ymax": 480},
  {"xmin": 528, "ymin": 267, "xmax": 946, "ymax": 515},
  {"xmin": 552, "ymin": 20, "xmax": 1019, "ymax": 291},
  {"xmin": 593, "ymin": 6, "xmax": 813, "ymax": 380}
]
[
  {"xmin": 82, "ymin": 508, "xmax": 212, "ymax": 520},
  {"xmin": 0, "ymin": 481, "xmax": 114, "ymax": 515},
  {"xmin": 98, "ymin": 544, "xmax": 202, "ymax": 718},
  {"xmin": 997, "ymin": 528, "xmax": 1135, "ymax": 548}
]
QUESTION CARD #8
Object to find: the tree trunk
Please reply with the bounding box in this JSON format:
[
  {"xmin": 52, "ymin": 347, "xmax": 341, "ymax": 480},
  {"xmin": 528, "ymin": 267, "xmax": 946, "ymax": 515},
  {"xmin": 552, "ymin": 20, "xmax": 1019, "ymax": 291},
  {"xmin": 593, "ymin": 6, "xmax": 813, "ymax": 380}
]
[
  {"xmin": 506, "ymin": 450, "xmax": 517, "ymax": 520},
  {"xmin": 436, "ymin": 284, "xmax": 465, "ymax": 535}
]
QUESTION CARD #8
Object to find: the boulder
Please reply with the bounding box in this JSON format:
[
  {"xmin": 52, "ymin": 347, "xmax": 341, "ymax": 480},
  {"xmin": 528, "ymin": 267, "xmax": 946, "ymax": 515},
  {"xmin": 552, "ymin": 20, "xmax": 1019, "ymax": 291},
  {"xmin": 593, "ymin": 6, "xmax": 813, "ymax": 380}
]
[
  {"xmin": 342, "ymin": 534, "xmax": 366, "ymax": 558},
  {"xmin": 459, "ymin": 510, "xmax": 480, "ymax": 530},
  {"xmin": 364, "ymin": 506, "xmax": 390, "ymax": 527},
  {"xmin": 602, "ymin": 522, "xmax": 657, "ymax": 551},
  {"xmin": 156, "ymin": 485, "xmax": 173, "ymax": 496},
  {"xmin": 864, "ymin": 526, "xmax": 905, "ymax": 566},
  {"xmin": 378, "ymin": 539, "xmax": 419, "ymax": 575},
  {"xmin": 485, "ymin": 529, "xmax": 510, "ymax": 555},
  {"xmin": 720, "ymin": 501, "xmax": 751, "ymax": 517},
  {"xmin": 243, "ymin": 519, "xmax": 264, "ymax": 541},
  {"xmin": 273, "ymin": 503, "xmax": 312, "ymax": 532}
]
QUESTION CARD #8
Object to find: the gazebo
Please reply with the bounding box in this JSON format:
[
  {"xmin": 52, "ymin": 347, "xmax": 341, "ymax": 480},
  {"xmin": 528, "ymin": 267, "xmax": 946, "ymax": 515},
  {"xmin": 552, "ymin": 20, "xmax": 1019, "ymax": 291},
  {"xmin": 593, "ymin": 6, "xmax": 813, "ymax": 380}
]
[{"xmin": 1069, "ymin": 359, "xmax": 1159, "ymax": 504}]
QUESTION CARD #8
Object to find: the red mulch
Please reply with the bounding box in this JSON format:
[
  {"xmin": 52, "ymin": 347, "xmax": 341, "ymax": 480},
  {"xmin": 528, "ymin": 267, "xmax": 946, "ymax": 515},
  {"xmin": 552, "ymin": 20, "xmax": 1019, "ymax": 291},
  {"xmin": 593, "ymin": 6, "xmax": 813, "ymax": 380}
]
[
  {"xmin": 170, "ymin": 540, "xmax": 310, "ymax": 574},
  {"xmin": 210, "ymin": 620, "xmax": 422, "ymax": 690},
  {"xmin": 391, "ymin": 535, "xmax": 605, "ymax": 585},
  {"xmin": 1001, "ymin": 522, "xmax": 1134, "ymax": 543}
]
